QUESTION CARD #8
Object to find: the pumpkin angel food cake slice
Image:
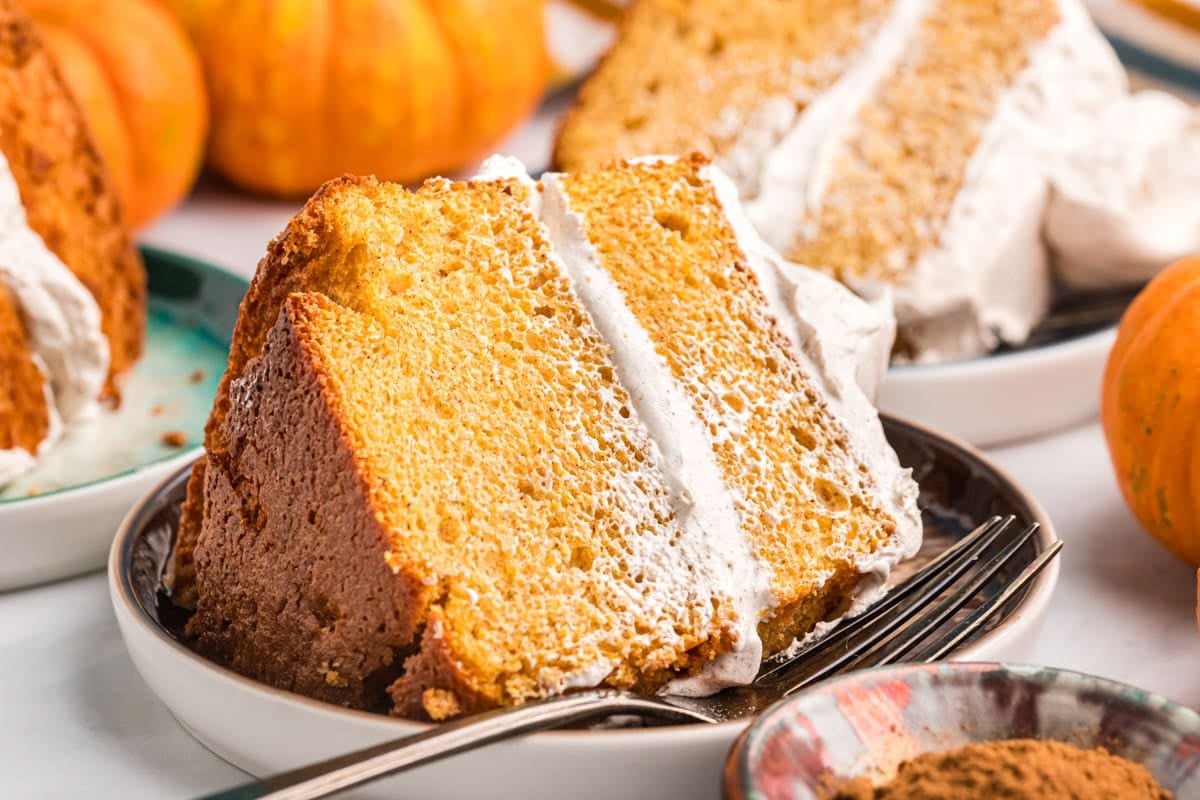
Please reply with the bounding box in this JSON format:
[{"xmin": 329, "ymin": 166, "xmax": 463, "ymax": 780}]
[{"xmin": 175, "ymin": 155, "xmax": 920, "ymax": 721}]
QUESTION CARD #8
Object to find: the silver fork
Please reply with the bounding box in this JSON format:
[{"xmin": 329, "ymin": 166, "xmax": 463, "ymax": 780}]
[{"xmin": 198, "ymin": 516, "xmax": 1059, "ymax": 800}]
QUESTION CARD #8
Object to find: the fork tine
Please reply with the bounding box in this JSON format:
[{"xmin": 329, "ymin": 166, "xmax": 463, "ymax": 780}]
[
  {"xmin": 755, "ymin": 515, "xmax": 1014, "ymax": 688},
  {"xmin": 914, "ymin": 540, "xmax": 1063, "ymax": 663},
  {"xmin": 865, "ymin": 522, "xmax": 1042, "ymax": 668}
]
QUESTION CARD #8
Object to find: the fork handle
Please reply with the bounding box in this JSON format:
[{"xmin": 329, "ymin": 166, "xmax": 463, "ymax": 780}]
[{"xmin": 195, "ymin": 690, "xmax": 709, "ymax": 800}]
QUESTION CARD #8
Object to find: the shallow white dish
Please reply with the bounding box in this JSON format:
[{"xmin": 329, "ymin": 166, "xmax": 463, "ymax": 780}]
[
  {"xmin": 0, "ymin": 248, "xmax": 245, "ymax": 591},
  {"xmin": 880, "ymin": 327, "xmax": 1117, "ymax": 447},
  {"xmin": 110, "ymin": 416, "xmax": 1059, "ymax": 800}
]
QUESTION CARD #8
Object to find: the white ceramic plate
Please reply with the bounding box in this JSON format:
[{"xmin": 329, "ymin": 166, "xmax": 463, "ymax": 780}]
[
  {"xmin": 880, "ymin": 327, "xmax": 1117, "ymax": 448},
  {"xmin": 0, "ymin": 248, "xmax": 245, "ymax": 591},
  {"xmin": 110, "ymin": 416, "xmax": 1059, "ymax": 800},
  {"xmin": 879, "ymin": 284, "xmax": 1139, "ymax": 447}
]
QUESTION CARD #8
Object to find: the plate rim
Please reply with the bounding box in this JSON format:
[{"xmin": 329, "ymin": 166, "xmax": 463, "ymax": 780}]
[
  {"xmin": 108, "ymin": 412, "xmax": 1060, "ymax": 744},
  {"xmin": 0, "ymin": 246, "xmax": 247, "ymax": 510},
  {"xmin": 886, "ymin": 324, "xmax": 1117, "ymax": 378}
]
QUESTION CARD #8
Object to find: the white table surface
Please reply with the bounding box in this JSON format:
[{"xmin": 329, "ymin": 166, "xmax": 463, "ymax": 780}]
[{"xmin": 4, "ymin": 99, "xmax": 1200, "ymax": 798}]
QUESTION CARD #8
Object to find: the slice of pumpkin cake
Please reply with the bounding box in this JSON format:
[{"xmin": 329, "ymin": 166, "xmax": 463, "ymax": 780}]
[
  {"xmin": 751, "ymin": 0, "xmax": 1126, "ymax": 361},
  {"xmin": 183, "ymin": 157, "xmax": 920, "ymax": 719},
  {"xmin": 554, "ymin": 0, "xmax": 895, "ymax": 195}
]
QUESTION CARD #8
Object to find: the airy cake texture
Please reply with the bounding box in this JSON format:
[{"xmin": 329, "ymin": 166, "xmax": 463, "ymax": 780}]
[
  {"xmin": 179, "ymin": 155, "xmax": 920, "ymax": 720},
  {"xmin": 0, "ymin": 0, "xmax": 145, "ymax": 483},
  {"xmin": 555, "ymin": 0, "xmax": 1128, "ymax": 361}
]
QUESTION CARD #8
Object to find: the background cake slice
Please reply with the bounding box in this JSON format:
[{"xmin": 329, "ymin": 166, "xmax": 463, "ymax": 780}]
[
  {"xmin": 0, "ymin": 0, "xmax": 144, "ymax": 481},
  {"xmin": 553, "ymin": 0, "xmax": 894, "ymax": 195},
  {"xmin": 752, "ymin": 0, "xmax": 1126, "ymax": 361}
]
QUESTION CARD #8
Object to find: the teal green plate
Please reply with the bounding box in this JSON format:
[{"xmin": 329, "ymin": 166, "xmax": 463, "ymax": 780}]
[{"xmin": 0, "ymin": 246, "xmax": 247, "ymax": 590}]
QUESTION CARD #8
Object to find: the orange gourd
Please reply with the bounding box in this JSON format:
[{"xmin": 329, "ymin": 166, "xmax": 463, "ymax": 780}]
[
  {"xmin": 160, "ymin": 0, "xmax": 548, "ymax": 197},
  {"xmin": 24, "ymin": 0, "xmax": 208, "ymax": 229},
  {"xmin": 1102, "ymin": 256, "xmax": 1200, "ymax": 566}
]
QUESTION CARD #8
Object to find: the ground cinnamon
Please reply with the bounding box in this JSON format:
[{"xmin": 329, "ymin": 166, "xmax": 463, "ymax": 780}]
[{"xmin": 824, "ymin": 739, "xmax": 1171, "ymax": 799}]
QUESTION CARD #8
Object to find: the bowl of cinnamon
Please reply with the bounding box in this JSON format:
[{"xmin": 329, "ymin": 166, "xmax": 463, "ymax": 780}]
[{"xmin": 724, "ymin": 663, "xmax": 1199, "ymax": 799}]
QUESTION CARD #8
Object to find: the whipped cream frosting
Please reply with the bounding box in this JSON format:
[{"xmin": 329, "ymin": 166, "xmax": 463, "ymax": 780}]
[
  {"xmin": 476, "ymin": 156, "xmax": 921, "ymax": 696},
  {"xmin": 745, "ymin": 0, "xmax": 1128, "ymax": 363},
  {"xmin": 748, "ymin": 0, "xmax": 931, "ymax": 245},
  {"xmin": 0, "ymin": 150, "xmax": 108, "ymax": 484},
  {"xmin": 1047, "ymin": 90, "xmax": 1200, "ymax": 290}
]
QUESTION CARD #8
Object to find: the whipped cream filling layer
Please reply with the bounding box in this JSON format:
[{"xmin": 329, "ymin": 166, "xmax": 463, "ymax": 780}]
[
  {"xmin": 478, "ymin": 156, "xmax": 769, "ymax": 695},
  {"xmin": 475, "ymin": 156, "xmax": 921, "ymax": 695},
  {"xmin": 1046, "ymin": 90, "xmax": 1200, "ymax": 290},
  {"xmin": 0, "ymin": 150, "xmax": 108, "ymax": 482},
  {"xmin": 706, "ymin": 164, "xmax": 922, "ymax": 620}
]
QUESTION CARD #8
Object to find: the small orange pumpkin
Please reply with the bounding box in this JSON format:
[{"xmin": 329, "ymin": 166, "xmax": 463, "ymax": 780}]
[
  {"xmin": 160, "ymin": 0, "xmax": 548, "ymax": 197},
  {"xmin": 1102, "ymin": 255, "xmax": 1200, "ymax": 566},
  {"xmin": 24, "ymin": 0, "xmax": 208, "ymax": 229}
]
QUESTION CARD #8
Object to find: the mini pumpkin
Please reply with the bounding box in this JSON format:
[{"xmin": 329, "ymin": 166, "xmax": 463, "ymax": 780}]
[
  {"xmin": 1102, "ymin": 255, "xmax": 1200, "ymax": 566},
  {"xmin": 160, "ymin": 0, "xmax": 548, "ymax": 196},
  {"xmin": 24, "ymin": 0, "xmax": 208, "ymax": 228}
]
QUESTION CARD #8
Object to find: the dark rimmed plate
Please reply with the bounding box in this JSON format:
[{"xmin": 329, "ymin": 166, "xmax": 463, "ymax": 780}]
[{"xmin": 109, "ymin": 415, "xmax": 1059, "ymax": 800}]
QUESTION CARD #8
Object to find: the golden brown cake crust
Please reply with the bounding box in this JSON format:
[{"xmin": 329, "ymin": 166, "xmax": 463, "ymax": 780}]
[
  {"xmin": 189, "ymin": 293, "xmax": 440, "ymax": 711},
  {"xmin": 0, "ymin": 0, "xmax": 143, "ymax": 396}
]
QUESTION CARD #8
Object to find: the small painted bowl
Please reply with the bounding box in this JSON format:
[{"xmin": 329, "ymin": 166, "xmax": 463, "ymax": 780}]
[{"xmin": 725, "ymin": 662, "xmax": 1200, "ymax": 799}]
